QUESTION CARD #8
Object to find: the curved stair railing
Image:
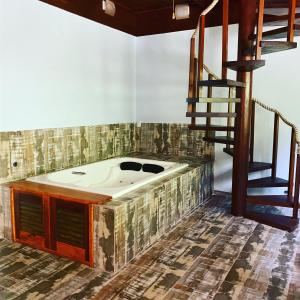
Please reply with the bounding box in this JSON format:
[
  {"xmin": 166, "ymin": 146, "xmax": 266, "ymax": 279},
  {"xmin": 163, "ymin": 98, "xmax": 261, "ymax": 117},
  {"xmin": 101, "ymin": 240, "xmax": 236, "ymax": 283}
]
[
  {"xmin": 186, "ymin": 0, "xmax": 300, "ymax": 231},
  {"xmin": 247, "ymin": 99, "xmax": 300, "ymax": 229},
  {"xmin": 187, "ymin": 0, "xmax": 221, "ymax": 126}
]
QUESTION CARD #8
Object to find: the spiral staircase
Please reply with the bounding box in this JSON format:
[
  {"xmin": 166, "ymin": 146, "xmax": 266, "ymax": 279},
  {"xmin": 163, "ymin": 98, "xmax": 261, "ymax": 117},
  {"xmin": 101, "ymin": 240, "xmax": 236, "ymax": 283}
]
[{"xmin": 186, "ymin": 0, "xmax": 300, "ymax": 231}]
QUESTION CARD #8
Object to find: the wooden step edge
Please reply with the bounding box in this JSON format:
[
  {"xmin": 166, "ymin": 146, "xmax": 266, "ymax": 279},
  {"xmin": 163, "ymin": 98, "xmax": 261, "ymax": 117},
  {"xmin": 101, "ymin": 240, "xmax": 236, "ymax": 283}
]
[
  {"xmin": 247, "ymin": 177, "xmax": 289, "ymax": 188},
  {"xmin": 224, "ymin": 60, "xmax": 266, "ymax": 72},
  {"xmin": 249, "ymin": 24, "xmax": 300, "ymax": 40},
  {"xmin": 186, "ymin": 112, "xmax": 237, "ymax": 118},
  {"xmin": 246, "ymin": 195, "xmax": 293, "ymax": 208},
  {"xmin": 198, "ymin": 79, "xmax": 246, "ymax": 88},
  {"xmin": 223, "ymin": 148, "xmax": 234, "ymax": 156},
  {"xmin": 245, "ymin": 211, "xmax": 298, "ymax": 232},
  {"xmin": 244, "ymin": 41, "xmax": 298, "ymax": 56},
  {"xmin": 263, "ymin": 13, "xmax": 300, "ymax": 26},
  {"xmin": 188, "ymin": 125, "xmax": 235, "ymax": 131},
  {"xmin": 203, "ymin": 136, "xmax": 235, "ymax": 145},
  {"xmin": 260, "ymin": 41, "xmax": 298, "ymax": 55},
  {"xmin": 248, "ymin": 162, "xmax": 273, "ymax": 173},
  {"xmin": 186, "ymin": 97, "xmax": 241, "ymax": 104}
]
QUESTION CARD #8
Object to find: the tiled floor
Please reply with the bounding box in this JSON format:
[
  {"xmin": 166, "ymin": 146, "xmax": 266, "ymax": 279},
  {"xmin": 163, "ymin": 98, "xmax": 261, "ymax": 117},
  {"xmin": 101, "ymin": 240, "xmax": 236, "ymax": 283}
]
[{"xmin": 0, "ymin": 194, "xmax": 299, "ymax": 300}]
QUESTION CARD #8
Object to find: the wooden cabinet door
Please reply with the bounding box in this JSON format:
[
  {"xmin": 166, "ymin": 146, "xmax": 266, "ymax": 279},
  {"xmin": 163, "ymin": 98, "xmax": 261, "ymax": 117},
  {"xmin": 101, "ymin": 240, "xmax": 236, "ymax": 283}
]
[
  {"xmin": 13, "ymin": 191, "xmax": 46, "ymax": 249},
  {"xmin": 51, "ymin": 198, "xmax": 90, "ymax": 264},
  {"xmin": 12, "ymin": 190, "xmax": 93, "ymax": 266}
]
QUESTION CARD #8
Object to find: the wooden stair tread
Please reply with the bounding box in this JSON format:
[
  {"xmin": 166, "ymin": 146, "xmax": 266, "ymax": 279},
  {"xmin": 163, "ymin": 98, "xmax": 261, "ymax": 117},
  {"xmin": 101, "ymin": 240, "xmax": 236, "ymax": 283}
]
[
  {"xmin": 222, "ymin": 148, "xmax": 273, "ymax": 174},
  {"xmin": 245, "ymin": 211, "xmax": 298, "ymax": 232},
  {"xmin": 203, "ymin": 136, "xmax": 235, "ymax": 145},
  {"xmin": 250, "ymin": 24, "xmax": 300, "ymax": 40},
  {"xmin": 198, "ymin": 79, "xmax": 246, "ymax": 88},
  {"xmin": 186, "ymin": 112, "xmax": 237, "ymax": 118},
  {"xmin": 188, "ymin": 125, "xmax": 235, "ymax": 131},
  {"xmin": 248, "ymin": 176, "xmax": 289, "ymax": 188},
  {"xmin": 223, "ymin": 147, "xmax": 234, "ymax": 156},
  {"xmin": 245, "ymin": 41, "xmax": 298, "ymax": 56},
  {"xmin": 248, "ymin": 162, "xmax": 273, "ymax": 173},
  {"xmin": 247, "ymin": 195, "xmax": 293, "ymax": 208},
  {"xmin": 263, "ymin": 13, "xmax": 300, "ymax": 26},
  {"xmin": 186, "ymin": 97, "xmax": 241, "ymax": 104},
  {"xmin": 261, "ymin": 41, "xmax": 298, "ymax": 54},
  {"xmin": 222, "ymin": 149, "xmax": 274, "ymax": 173},
  {"xmin": 224, "ymin": 60, "xmax": 266, "ymax": 71}
]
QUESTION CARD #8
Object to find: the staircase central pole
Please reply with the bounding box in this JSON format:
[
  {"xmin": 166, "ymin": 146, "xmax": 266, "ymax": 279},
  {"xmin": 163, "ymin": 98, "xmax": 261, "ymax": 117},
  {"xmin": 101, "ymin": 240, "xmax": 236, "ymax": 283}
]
[{"xmin": 232, "ymin": 0, "xmax": 257, "ymax": 216}]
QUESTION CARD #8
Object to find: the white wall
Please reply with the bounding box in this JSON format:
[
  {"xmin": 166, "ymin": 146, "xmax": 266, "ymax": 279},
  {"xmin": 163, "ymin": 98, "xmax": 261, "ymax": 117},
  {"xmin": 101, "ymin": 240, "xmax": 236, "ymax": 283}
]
[
  {"xmin": 0, "ymin": 0, "xmax": 136, "ymax": 131},
  {"xmin": 136, "ymin": 26, "xmax": 300, "ymax": 192}
]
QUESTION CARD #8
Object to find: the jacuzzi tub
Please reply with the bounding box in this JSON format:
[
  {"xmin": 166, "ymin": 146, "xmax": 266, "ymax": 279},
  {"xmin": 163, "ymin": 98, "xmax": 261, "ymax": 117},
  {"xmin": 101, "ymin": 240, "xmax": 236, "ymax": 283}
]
[{"xmin": 26, "ymin": 157, "xmax": 188, "ymax": 198}]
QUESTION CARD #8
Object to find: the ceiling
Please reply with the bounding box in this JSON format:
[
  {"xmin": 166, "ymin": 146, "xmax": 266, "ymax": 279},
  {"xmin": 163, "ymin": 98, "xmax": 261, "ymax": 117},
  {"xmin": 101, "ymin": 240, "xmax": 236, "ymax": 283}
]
[
  {"xmin": 117, "ymin": 0, "xmax": 196, "ymax": 12},
  {"xmin": 39, "ymin": 0, "xmax": 300, "ymax": 36}
]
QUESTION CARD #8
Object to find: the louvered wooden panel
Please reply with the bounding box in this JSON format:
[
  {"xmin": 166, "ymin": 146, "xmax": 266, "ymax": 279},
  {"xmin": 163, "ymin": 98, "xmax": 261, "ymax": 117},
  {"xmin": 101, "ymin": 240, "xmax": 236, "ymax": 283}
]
[
  {"xmin": 54, "ymin": 200, "xmax": 88, "ymax": 250},
  {"xmin": 12, "ymin": 189, "xmax": 93, "ymax": 266},
  {"xmin": 15, "ymin": 192, "xmax": 44, "ymax": 237}
]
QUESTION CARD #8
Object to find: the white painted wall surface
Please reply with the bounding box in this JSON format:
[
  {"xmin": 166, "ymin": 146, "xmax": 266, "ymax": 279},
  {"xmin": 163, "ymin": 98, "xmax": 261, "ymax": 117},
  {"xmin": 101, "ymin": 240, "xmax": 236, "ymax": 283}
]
[
  {"xmin": 0, "ymin": 0, "xmax": 136, "ymax": 131},
  {"xmin": 136, "ymin": 26, "xmax": 300, "ymax": 192}
]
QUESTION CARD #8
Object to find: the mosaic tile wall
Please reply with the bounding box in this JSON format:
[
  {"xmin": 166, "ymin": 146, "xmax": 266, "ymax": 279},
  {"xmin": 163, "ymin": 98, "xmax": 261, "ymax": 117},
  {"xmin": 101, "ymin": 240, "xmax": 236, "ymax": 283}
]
[
  {"xmin": 93, "ymin": 153, "xmax": 214, "ymax": 273},
  {"xmin": 0, "ymin": 123, "xmax": 137, "ymax": 184},
  {"xmin": 0, "ymin": 186, "xmax": 11, "ymax": 240},
  {"xmin": 0, "ymin": 123, "xmax": 213, "ymax": 185},
  {"xmin": 138, "ymin": 123, "xmax": 214, "ymax": 159}
]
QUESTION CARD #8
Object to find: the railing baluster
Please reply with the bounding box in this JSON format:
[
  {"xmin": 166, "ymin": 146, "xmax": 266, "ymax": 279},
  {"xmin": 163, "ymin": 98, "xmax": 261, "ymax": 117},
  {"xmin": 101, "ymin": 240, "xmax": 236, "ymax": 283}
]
[
  {"xmin": 249, "ymin": 101, "xmax": 256, "ymax": 163},
  {"xmin": 293, "ymin": 151, "xmax": 300, "ymax": 219},
  {"xmin": 227, "ymin": 87, "xmax": 235, "ymax": 149},
  {"xmin": 272, "ymin": 113, "xmax": 279, "ymax": 179},
  {"xmin": 206, "ymin": 74, "xmax": 213, "ymax": 138},
  {"xmin": 288, "ymin": 128, "xmax": 296, "ymax": 201},
  {"xmin": 222, "ymin": 0, "xmax": 229, "ymax": 79},
  {"xmin": 188, "ymin": 37, "xmax": 196, "ymax": 99},
  {"xmin": 198, "ymin": 15, "xmax": 206, "ymax": 97},
  {"xmin": 193, "ymin": 58, "xmax": 198, "ymax": 99},
  {"xmin": 188, "ymin": 37, "xmax": 196, "ymax": 126},
  {"xmin": 256, "ymin": 0, "xmax": 265, "ymax": 60},
  {"xmin": 288, "ymin": 0, "xmax": 296, "ymax": 42}
]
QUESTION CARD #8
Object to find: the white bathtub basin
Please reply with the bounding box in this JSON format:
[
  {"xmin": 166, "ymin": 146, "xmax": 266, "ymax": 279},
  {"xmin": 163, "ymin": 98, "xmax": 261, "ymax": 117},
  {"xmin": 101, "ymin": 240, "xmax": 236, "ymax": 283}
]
[{"xmin": 26, "ymin": 157, "xmax": 189, "ymax": 198}]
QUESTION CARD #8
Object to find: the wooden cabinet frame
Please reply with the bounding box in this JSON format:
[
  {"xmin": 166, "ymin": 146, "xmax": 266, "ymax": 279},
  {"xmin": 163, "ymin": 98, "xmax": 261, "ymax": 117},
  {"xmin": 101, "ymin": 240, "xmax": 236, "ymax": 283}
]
[{"xmin": 9, "ymin": 181, "xmax": 111, "ymax": 267}]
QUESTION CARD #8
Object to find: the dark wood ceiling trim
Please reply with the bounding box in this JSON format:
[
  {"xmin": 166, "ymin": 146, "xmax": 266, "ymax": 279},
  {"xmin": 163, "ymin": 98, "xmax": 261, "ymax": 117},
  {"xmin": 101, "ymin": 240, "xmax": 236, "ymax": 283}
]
[
  {"xmin": 39, "ymin": 0, "xmax": 137, "ymax": 35},
  {"xmin": 39, "ymin": 0, "xmax": 300, "ymax": 36},
  {"xmin": 135, "ymin": 1, "xmax": 239, "ymax": 36}
]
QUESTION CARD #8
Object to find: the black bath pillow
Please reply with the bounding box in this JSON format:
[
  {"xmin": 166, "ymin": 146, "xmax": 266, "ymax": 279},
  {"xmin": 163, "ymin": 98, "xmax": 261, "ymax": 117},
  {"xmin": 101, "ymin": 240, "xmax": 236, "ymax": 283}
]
[
  {"xmin": 142, "ymin": 164, "xmax": 165, "ymax": 174},
  {"xmin": 120, "ymin": 162, "xmax": 142, "ymax": 171}
]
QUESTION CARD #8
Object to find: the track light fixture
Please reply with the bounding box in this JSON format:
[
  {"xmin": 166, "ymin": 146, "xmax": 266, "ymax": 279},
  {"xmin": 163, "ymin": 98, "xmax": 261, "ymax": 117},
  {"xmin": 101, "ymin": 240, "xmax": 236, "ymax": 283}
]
[
  {"xmin": 102, "ymin": 0, "xmax": 116, "ymax": 17},
  {"xmin": 172, "ymin": 0, "xmax": 190, "ymax": 20}
]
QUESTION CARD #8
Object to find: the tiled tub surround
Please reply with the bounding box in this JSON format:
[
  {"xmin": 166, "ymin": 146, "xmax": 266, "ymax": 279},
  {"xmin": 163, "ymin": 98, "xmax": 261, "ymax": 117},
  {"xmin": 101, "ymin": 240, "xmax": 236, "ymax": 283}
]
[
  {"xmin": 93, "ymin": 153, "xmax": 214, "ymax": 272},
  {"xmin": 0, "ymin": 154, "xmax": 213, "ymax": 272},
  {"xmin": 0, "ymin": 123, "xmax": 214, "ymax": 270}
]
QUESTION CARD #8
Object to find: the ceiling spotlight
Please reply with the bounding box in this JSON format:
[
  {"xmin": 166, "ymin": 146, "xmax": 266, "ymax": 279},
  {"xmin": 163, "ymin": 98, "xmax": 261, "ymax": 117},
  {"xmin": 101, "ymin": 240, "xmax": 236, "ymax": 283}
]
[
  {"xmin": 102, "ymin": 0, "xmax": 116, "ymax": 17},
  {"xmin": 172, "ymin": 1, "xmax": 190, "ymax": 20}
]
